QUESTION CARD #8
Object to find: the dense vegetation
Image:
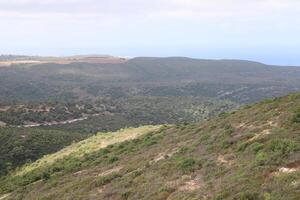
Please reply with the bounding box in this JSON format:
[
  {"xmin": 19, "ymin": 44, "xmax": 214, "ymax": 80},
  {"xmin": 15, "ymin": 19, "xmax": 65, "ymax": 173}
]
[
  {"xmin": 0, "ymin": 96, "xmax": 236, "ymax": 177},
  {"xmin": 0, "ymin": 128, "xmax": 85, "ymax": 176},
  {"xmin": 49, "ymin": 96, "xmax": 236, "ymax": 133},
  {"xmin": 0, "ymin": 101, "xmax": 107, "ymax": 126},
  {"xmin": 0, "ymin": 96, "xmax": 236, "ymax": 128},
  {"xmin": 1, "ymin": 93, "xmax": 300, "ymax": 200}
]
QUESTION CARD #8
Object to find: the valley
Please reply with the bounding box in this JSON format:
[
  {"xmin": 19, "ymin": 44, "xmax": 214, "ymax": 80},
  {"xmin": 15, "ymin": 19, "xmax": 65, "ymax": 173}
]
[
  {"xmin": 0, "ymin": 93, "xmax": 299, "ymax": 199},
  {"xmin": 1, "ymin": 0, "xmax": 299, "ymax": 199},
  {"xmin": 0, "ymin": 56, "xmax": 300, "ymax": 199}
]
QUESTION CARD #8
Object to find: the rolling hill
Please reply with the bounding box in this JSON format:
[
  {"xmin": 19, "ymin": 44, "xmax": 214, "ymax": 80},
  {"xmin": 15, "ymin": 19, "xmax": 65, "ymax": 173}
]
[
  {"xmin": 1, "ymin": 56, "xmax": 300, "ymax": 187},
  {"xmin": 0, "ymin": 57, "xmax": 300, "ymax": 103},
  {"xmin": 1, "ymin": 93, "xmax": 299, "ymax": 200}
]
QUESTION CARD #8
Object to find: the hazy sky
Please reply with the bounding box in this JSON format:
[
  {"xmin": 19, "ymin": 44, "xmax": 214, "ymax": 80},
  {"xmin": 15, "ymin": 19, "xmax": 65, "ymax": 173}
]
[{"xmin": 0, "ymin": 0, "xmax": 300, "ymax": 65}]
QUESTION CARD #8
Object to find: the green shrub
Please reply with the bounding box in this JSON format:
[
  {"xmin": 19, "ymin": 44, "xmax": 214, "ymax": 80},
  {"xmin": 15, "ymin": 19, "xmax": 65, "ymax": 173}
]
[
  {"xmin": 131, "ymin": 170, "xmax": 142, "ymax": 178},
  {"xmin": 224, "ymin": 124, "xmax": 234, "ymax": 135},
  {"xmin": 159, "ymin": 186, "xmax": 175, "ymax": 193},
  {"xmin": 249, "ymin": 142, "xmax": 264, "ymax": 154},
  {"xmin": 213, "ymin": 190, "xmax": 231, "ymax": 200},
  {"xmin": 264, "ymin": 192, "xmax": 271, "ymax": 200},
  {"xmin": 101, "ymin": 148, "xmax": 110, "ymax": 154},
  {"xmin": 218, "ymin": 112, "xmax": 229, "ymax": 118},
  {"xmin": 95, "ymin": 172, "xmax": 122, "ymax": 187},
  {"xmin": 177, "ymin": 158, "xmax": 196, "ymax": 173},
  {"xmin": 178, "ymin": 146, "xmax": 190, "ymax": 154},
  {"xmin": 292, "ymin": 112, "xmax": 300, "ymax": 123},
  {"xmin": 108, "ymin": 156, "xmax": 119, "ymax": 164},
  {"xmin": 213, "ymin": 194, "xmax": 225, "ymax": 200},
  {"xmin": 220, "ymin": 139, "xmax": 233, "ymax": 149},
  {"xmin": 234, "ymin": 192, "xmax": 262, "ymax": 200},
  {"xmin": 254, "ymin": 139, "xmax": 299, "ymax": 166},
  {"xmin": 121, "ymin": 191, "xmax": 131, "ymax": 199},
  {"xmin": 41, "ymin": 171, "xmax": 50, "ymax": 180},
  {"xmin": 142, "ymin": 134, "xmax": 159, "ymax": 147},
  {"xmin": 199, "ymin": 134, "xmax": 211, "ymax": 144},
  {"xmin": 267, "ymin": 139, "xmax": 299, "ymax": 155},
  {"xmin": 255, "ymin": 152, "xmax": 268, "ymax": 166},
  {"xmin": 237, "ymin": 141, "xmax": 250, "ymax": 152}
]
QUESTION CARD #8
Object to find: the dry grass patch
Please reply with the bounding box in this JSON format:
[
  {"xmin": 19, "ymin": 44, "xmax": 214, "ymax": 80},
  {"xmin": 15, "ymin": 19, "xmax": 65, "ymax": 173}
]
[
  {"xmin": 0, "ymin": 193, "xmax": 11, "ymax": 200},
  {"xmin": 15, "ymin": 125, "xmax": 161, "ymax": 177}
]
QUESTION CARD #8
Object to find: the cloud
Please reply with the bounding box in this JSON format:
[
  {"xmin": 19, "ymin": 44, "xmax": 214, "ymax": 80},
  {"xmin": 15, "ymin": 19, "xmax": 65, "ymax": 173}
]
[
  {"xmin": 0, "ymin": 0, "xmax": 299, "ymax": 64},
  {"xmin": 147, "ymin": 0, "xmax": 300, "ymax": 21},
  {"xmin": 0, "ymin": 0, "xmax": 299, "ymax": 22}
]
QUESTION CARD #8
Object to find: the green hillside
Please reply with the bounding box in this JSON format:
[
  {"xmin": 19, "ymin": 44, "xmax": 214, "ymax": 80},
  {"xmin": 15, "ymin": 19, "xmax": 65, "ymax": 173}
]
[
  {"xmin": 0, "ymin": 96, "xmax": 236, "ymax": 177},
  {"xmin": 1, "ymin": 94, "xmax": 300, "ymax": 199},
  {"xmin": 1, "ymin": 57, "xmax": 300, "ymax": 103},
  {"xmin": 1, "ymin": 56, "xmax": 300, "ymax": 181}
]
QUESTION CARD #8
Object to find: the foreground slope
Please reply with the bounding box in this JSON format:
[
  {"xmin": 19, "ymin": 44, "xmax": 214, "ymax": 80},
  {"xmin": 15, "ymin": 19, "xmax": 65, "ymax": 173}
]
[{"xmin": 1, "ymin": 94, "xmax": 300, "ymax": 199}]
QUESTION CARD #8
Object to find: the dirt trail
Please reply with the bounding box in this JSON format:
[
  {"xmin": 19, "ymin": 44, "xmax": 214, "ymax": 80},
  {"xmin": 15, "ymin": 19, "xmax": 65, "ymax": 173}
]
[
  {"xmin": 15, "ymin": 113, "xmax": 102, "ymax": 128},
  {"xmin": 150, "ymin": 148, "xmax": 178, "ymax": 164},
  {"xmin": 179, "ymin": 175, "xmax": 203, "ymax": 191},
  {"xmin": 248, "ymin": 129, "xmax": 271, "ymax": 142},
  {"xmin": 97, "ymin": 167, "xmax": 123, "ymax": 177},
  {"xmin": 218, "ymin": 155, "xmax": 229, "ymax": 164}
]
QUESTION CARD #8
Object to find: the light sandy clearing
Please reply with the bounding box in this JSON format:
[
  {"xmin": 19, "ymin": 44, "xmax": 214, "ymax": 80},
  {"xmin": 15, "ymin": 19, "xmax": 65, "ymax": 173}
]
[
  {"xmin": 278, "ymin": 167, "xmax": 297, "ymax": 173},
  {"xmin": 0, "ymin": 60, "xmax": 43, "ymax": 67},
  {"xmin": 217, "ymin": 154, "xmax": 234, "ymax": 166},
  {"xmin": 271, "ymin": 161, "xmax": 300, "ymax": 177},
  {"xmin": 150, "ymin": 148, "xmax": 178, "ymax": 164},
  {"xmin": 179, "ymin": 176, "xmax": 203, "ymax": 191},
  {"xmin": 97, "ymin": 166, "xmax": 123, "ymax": 177},
  {"xmin": 0, "ymin": 56, "xmax": 127, "ymax": 67},
  {"xmin": 0, "ymin": 121, "xmax": 6, "ymax": 127},
  {"xmin": 267, "ymin": 121, "xmax": 278, "ymax": 127},
  {"xmin": 248, "ymin": 129, "xmax": 272, "ymax": 142},
  {"xmin": 166, "ymin": 175, "xmax": 203, "ymax": 192},
  {"xmin": 0, "ymin": 193, "xmax": 11, "ymax": 200},
  {"xmin": 0, "ymin": 106, "xmax": 10, "ymax": 111},
  {"xmin": 272, "ymin": 167, "xmax": 299, "ymax": 177},
  {"xmin": 217, "ymin": 155, "xmax": 229, "ymax": 164}
]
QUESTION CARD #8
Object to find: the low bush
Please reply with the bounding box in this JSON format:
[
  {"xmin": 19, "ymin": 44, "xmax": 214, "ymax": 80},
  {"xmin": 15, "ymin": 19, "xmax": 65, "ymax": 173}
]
[
  {"xmin": 108, "ymin": 156, "xmax": 119, "ymax": 164},
  {"xmin": 233, "ymin": 192, "xmax": 262, "ymax": 200},
  {"xmin": 95, "ymin": 172, "xmax": 122, "ymax": 187},
  {"xmin": 177, "ymin": 158, "xmax": 197, "ymax": 173},
  {"xmin": 292, "ymin": 112, "xmax": 300, "ymax": 123},
  {"xmin": 266, "ymin": 139, "xmax": 299, "ymax": 155},
  {"xmin": 177, "ymin": 146, "xmax": 190, "ymax": 154},
  {"xmin": 249, "ymin": 142, "xmax": 264, "ymax": 154},
  {"xmin": 41, "ymin": 171, "xmax": 50, "ymax": 180},
  {"xmin": 255, "ymin": 152, "xmax": 268, "ymax": 166}
]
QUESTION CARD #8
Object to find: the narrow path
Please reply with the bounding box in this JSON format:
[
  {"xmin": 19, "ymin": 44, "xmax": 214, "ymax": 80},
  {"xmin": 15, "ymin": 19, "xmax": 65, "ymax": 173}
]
[{"xmin": 14, "ymin": 113, "xmax": 101, "ymax": 128}]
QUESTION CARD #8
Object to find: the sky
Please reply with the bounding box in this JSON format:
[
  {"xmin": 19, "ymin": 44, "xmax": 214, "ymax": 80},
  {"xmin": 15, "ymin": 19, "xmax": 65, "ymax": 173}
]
[{"xmin": 0, "ymin": 0, "xmax": 300, "ymax": 65}]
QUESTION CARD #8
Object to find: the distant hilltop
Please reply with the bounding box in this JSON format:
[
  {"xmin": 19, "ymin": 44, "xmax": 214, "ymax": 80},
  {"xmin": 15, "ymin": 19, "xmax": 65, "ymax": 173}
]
[{"xmin": 0, "ymin": 54, "xmax": 127, "ymax": 67}]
